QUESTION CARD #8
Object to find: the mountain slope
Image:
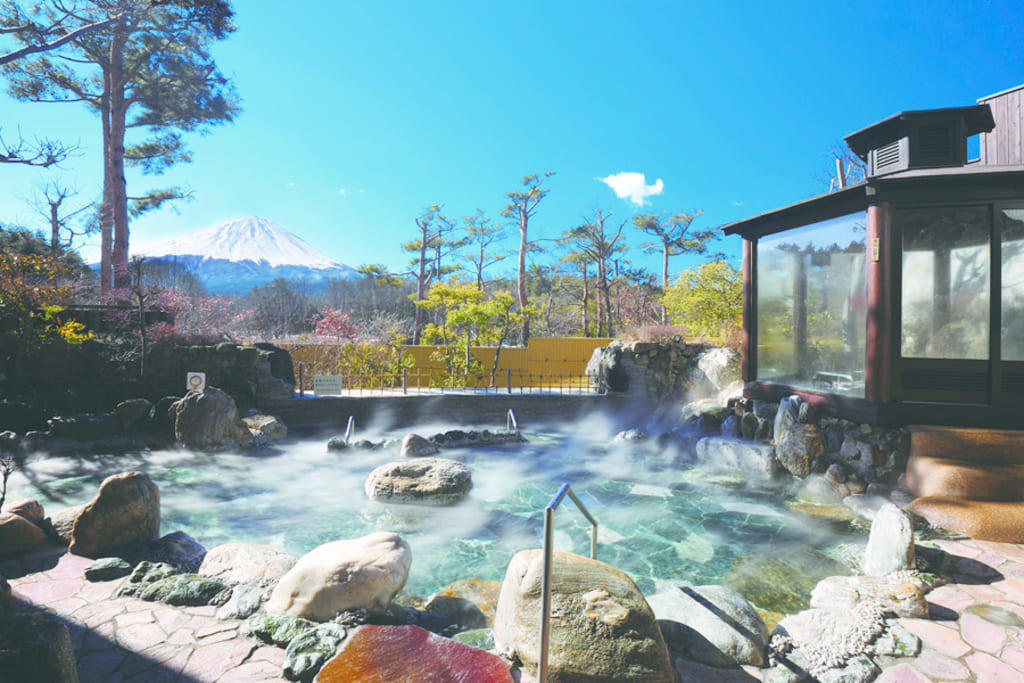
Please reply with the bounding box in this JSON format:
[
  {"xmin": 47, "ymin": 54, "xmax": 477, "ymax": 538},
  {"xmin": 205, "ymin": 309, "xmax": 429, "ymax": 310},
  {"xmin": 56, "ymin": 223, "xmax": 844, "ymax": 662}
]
[{"xmin": 133, "ymin": 216, "xmax": 358, "ymax": 294}]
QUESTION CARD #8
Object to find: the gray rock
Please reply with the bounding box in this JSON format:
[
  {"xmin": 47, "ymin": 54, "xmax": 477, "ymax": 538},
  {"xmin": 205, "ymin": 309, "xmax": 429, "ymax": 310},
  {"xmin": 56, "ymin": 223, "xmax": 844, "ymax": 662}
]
[
  {"xmin": 240, "ymin": 413, "xmax": 288, "ymax": 441},
  {"xmin": 217, "ymin": 584, "xmax": 266, "ymax": 620},
  {"xmin": 870, "ymin": 622, "xmax": 920, "ymax": 657},
  {"xmin": 84, "ymin": 557, "xmax": 133, "ymax": 582},
  {"xmin": 326, "ymin": 437, "xmax": 349, "ymax": 451},
  {"xmin": 720, "ymin": 415, "xmax": 741, "ymax": 438},
  {"xmin": 755, "ymin": 416, "xmax": 773, "ymax": 442},
  {"xmin": 494, "ymin": 549, "xmax": 673, "ymax": 683},
  {"xmin": 365, "ymin": 457, "xmax": 472, "ymax": 506},
  {"xmin": 282, "ymin": 623, "xmax": 348, "ymax": 681},
  {"xmin": 817, "ymin": 654, "xmax": 880, "ymax": 683},
  {"xmin": 774, "ymin": 395, "xmax": 802, "ymax": 446},
  {"xmin": 776, "ymin": 424, "xmax": 824, "ymax": 478},
  {"xmin": 117, "ymin": 561, "xmax": 182, "ymax": 598},
  {"xmin": 810, "ymin": 575, "xmax": 928, "ymax": 619},
  {"xmin": 861, "ymin": 503, "xmax": 914, "ymax": 576},
  {"xmin": 138, "ymin": 573, "xmax": 227, "ymax": 606},
  {"xmin": 399, "ymin": 432, "xmax": 439, "ymax": 457},
  {"xmin": 842, "ymin": 494, "xmax": 890, "ymax": 521},
  {"xmin": 241, "ymin": 614, "xmax": 315, "ymax": 647},
  {"xmin": 198, "ymin": 542, "xmax": 297, "ymax": 587},
  {"xmin": 48, "ymin": 505, "xmax": 83, "ymax": 544},
  {"xmin": 695, "ymin": 437, "xmax": 780, "ymax": 479},
  {"xmin": 149, "ymin": 530, "xmax": 206, "ymax": 572},
  {"xmin": 169, "ymin": 386, "xmax": 253, "ymax": 451},
  {"xmin": 114, "ymin": 398, "xmax": 154, "ymax": 427},
  {"xmin": 649, "ymin": 584, "xmax": 769, "ymax": 667},
  {"xmin": 423, "ymin": 594, "xmax": 487, "ymax": 631},
  {"xmin": 798, "ymin": 402, "xmax": 815, "ymax": 424},
  {"xmin": 740, "ymin": 412, "xmax": 759, "ymax": 440}
]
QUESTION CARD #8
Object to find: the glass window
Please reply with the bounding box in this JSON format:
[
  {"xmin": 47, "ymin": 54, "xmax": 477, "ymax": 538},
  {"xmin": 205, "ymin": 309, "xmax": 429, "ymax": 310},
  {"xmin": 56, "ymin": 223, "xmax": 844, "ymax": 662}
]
[
  {"xmin": 900, "ymin": 207, "xmax": 990, "ymax": 360},
  {"xmin": 1002, "ymin": 209, "xmax": 1024, "ymax": 361},
  {"xmin": 756, "ymin": 212, "xmax": 867, "ymax": 396}
]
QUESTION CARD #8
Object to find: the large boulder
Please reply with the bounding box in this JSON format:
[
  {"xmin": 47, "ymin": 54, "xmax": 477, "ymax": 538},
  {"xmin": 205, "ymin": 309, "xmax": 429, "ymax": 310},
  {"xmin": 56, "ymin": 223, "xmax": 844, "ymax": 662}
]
[
  {"xmin": 810, "ymin": 574, "xmax": 928, "ymax": 618},
  {"xmin": 198, "ymin": 542, "xmax": 297, "ymax": 587},
  {"xmin": 315, "ymin": 624, "xmax": 513, "ymax": 683},
  {"xmin": 68, "ymin": 471, "xmax": 160, "ymax": 558},
  {"xmin": 365, "ymin": 457, "xmax": 472, "ymax": 506},
  {"xmin": 169, "ymin": 386, "xmax": 253, "ymax": 450},
  {"xmin": 586, "ymin": 344, "xmax": 630, "ymax": 392},
  {"xmin": 494, "ymin": 549, "xmax": 673, "ymax": 683},
  {"xmin": 399, "ymin": 433, "xmax": 439, "ymax": 457},
  {"xmin": 265, "ymin": 532, "xmax": 412, "ymax": 621},
  {"xmin": 0, "ymin": 510, "xmax": 48, "ymax": 556},
  {"xmin": 648, "ymin": 584, "xmax": 769, "ymax": 667}
]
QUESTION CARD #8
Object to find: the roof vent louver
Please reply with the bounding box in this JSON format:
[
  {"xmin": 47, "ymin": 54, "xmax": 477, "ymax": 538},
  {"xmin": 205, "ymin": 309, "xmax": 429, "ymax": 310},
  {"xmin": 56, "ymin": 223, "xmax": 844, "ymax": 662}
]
[
  {"xmin": 844, "ymin": 105, "xmax": 995, "ymax": 178},
  {"xmin": 914, "ymin": 123, "xmax": 955, "ymax": 166},
  {"xmin": 874, "ymin": 139, "xmax": 903, "ymax": 172}
]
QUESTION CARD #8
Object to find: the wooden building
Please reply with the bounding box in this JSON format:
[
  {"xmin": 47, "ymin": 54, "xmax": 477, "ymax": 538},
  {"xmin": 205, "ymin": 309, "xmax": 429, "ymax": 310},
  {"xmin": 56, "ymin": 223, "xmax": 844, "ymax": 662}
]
[{"xmin": 721, "ymin": 85, "xmax": 1024, "ymax": 428}]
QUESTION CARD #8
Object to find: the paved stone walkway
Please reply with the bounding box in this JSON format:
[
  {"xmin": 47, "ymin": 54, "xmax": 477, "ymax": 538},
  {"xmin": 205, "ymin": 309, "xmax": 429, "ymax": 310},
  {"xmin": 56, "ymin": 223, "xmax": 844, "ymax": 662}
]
[
  {"xmin": 3, "ymin": 546, "xmax": 287, "ymax": 683},
  {"xmin": 5, "ymin": 537, "xmax": 1024, "ymax": 682}
]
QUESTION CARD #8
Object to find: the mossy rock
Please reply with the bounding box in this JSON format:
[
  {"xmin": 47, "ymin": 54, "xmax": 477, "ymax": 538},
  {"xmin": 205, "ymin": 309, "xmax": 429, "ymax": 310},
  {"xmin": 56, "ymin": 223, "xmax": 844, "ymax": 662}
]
[
  {"xmin": 138, "ymin": 574, "xmax": 226, "ymax": 606},
  {"xmin": 117, "ymin": 561, "xmax": 181, "ymax": 597},
  {"xmin": 241, "ymin": 614, "xmax": 315, "ymax": 648},
  {"xmin": 282, "ymin": 623, "xmax": 348, "ymax": 681}
]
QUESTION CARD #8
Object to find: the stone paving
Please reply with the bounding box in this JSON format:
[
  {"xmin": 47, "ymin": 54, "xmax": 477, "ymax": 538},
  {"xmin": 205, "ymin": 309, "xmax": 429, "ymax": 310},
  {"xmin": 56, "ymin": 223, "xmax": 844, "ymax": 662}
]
[
  {"xmin": 3, "ymin": 545, "xmax": 287, "ymax": 683},
  {"xmin": 5, "ymin": 537, "xmax": 1024, "ymax": 682}
]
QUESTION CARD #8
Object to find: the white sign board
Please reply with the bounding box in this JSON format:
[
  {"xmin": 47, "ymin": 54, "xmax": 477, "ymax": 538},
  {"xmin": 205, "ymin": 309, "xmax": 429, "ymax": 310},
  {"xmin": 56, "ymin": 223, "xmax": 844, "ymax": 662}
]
[
  {"xmin": 313, "ymin": 375, "xmax": 344, "ymax": 396},
  {"xmin": 186, "ymin": 372, "xmax": 206, "ymax": 393}
]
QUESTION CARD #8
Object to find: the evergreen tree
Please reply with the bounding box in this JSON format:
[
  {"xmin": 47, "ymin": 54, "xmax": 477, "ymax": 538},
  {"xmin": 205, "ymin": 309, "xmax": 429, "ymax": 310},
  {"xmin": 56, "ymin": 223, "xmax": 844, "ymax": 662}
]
[{"xmin": 1, "ymin": 0, "xmax": 239, "ymax": 293}]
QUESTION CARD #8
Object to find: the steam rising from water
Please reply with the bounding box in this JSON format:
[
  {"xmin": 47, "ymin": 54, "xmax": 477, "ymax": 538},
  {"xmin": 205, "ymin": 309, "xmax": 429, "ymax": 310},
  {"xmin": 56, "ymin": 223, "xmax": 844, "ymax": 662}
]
[{"xmin": 8, "ymin": 412, "xmax": 862, "ymax": 598}]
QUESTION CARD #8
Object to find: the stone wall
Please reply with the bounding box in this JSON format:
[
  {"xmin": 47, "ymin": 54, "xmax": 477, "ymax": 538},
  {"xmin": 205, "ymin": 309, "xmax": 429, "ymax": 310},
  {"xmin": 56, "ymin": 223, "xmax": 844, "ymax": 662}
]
[
  {"xmin": 586, "ymin": 341, "xmax": 741, "ymax": 404},
  {"xmin": 5, "ymin": 340, "xmax": 293, "ymax": 415}
]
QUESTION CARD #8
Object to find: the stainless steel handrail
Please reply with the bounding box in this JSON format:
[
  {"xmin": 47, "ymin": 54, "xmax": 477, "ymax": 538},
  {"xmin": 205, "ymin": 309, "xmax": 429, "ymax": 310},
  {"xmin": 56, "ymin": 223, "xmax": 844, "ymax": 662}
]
[
  {"xmin": 539, "ymin": 483, "xmax": 598, "ymax": 683},
  {"xmin": 507, "ymin": 408, "xmax": 518, "ymax": 432}
]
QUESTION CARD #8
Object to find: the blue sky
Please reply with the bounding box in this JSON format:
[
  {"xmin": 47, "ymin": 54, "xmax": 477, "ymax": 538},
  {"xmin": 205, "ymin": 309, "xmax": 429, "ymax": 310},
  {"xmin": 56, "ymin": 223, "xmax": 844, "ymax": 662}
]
[{"xmin": 1, "ymin": 0, "xmax": 1022, "ymax": 281}]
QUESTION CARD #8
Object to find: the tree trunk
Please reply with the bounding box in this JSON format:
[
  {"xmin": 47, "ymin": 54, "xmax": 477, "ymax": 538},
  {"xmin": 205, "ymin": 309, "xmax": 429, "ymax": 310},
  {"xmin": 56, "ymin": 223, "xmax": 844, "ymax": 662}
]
[
  {"xmin": 49, "ymin": 202, "xmax": 60, "ymax": 258},
  {"xmin": 517, "ymin": 216, "xmax": 529, "ymax": 344},
  {"xmin": 661, "ymin": 242, "xmax": 670, "ymax": 324},
  {"xmin": 582, "ymin": 263, "xmax": 590, "ymax": 336},
  {"xmin": 413, "ymin": 236, "xmax": 428, "ymax": 345},
  {"xmin": 99, "ymin": 62, "xmax": 113, "ymax": 294},
  {"xmin": 106, "ymin": 20, "xmax": 130, "ymax": 291}
]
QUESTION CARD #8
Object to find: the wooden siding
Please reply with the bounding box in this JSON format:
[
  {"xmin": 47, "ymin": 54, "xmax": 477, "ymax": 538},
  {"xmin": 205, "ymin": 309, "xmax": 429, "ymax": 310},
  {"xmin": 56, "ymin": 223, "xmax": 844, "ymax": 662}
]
[{"xmin": 980, "ymin": 85, "xmax": 1024, "ymax": 166}]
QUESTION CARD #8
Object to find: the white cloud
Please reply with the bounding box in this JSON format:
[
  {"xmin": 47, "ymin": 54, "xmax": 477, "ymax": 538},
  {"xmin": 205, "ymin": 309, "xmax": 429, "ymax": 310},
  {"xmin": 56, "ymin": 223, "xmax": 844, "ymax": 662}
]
[
  {"xmin": 338, "ymin": 188, "xmax": 346, "ymax": 195},
  {"xmin": 600, "ymin": 172, "xmax": 664, "ymax": 206}
]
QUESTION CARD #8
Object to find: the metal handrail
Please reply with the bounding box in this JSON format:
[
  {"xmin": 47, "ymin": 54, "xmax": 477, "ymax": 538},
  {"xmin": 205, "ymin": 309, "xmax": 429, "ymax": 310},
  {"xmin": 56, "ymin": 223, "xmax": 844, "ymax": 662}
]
[
  {"xmin": 507, "ymin": 408, "xmax": 518, "ymax": 432},
  {"xmin": 539, "ymin": 483, "xmax": 598, "ymax": 683}
]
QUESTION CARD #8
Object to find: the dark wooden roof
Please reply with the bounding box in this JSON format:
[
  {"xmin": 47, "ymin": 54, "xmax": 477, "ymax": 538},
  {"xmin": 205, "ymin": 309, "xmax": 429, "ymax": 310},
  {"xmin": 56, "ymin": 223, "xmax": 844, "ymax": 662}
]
[
  {"xmin": 844, "ymin": 105, "xmax": 995, "ymax": 160},
  {"xmin": 721, "ymin": 165, "xmax": 1024, "ymax": 239}
]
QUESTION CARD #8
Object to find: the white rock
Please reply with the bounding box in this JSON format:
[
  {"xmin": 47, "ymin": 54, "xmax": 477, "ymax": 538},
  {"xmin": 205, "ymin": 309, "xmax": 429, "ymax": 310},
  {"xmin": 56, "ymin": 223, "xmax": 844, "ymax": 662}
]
[
  {"xmin": 265, "ymin": 532, "xmax": 411, "ymax": 621},
  {"xmin": 861, "ymin": 503, "xmax": 915, "ymax": 576}
]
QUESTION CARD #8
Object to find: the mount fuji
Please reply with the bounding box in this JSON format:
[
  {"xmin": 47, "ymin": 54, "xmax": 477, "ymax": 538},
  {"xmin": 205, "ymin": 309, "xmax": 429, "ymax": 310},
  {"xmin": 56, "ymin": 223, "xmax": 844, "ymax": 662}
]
[{"xmin": 133, "ymin": 216, "xmax": 359, "ymax": 295}]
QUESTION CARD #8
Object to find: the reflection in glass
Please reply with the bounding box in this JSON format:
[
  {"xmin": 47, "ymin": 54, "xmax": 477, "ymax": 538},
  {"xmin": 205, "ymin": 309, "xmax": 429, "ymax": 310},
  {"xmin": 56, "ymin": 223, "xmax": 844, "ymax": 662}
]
[
  {"xmin": 756, "ymin": 212, "xmax": 867, "ymax": 396},
  {"xmin": 1002, "ymin": 209, "xmax": 1024, "ymax": 361},
  {"xmin": 900, "ymin": 207, "xmax": 990, "ymax": 360}
]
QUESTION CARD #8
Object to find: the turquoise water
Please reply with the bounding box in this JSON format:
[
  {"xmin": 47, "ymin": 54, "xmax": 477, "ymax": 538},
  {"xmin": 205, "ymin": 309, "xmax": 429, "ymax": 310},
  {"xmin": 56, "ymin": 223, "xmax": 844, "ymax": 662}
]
[{"xmin": 8, "ymin": 418, "xmax": 862, "ymax": 601}]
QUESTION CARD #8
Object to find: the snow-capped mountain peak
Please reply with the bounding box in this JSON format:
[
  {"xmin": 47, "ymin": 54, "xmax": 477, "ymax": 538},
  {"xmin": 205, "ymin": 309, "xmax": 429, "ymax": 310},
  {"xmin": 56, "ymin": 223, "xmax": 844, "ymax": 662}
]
[
  {"xmin": 131, "ymin": 216, "xmax": 359, "ymax": 294},
  {"xmin": 135, "ymin": 216, "xmax": 341, "ymax": 269}
]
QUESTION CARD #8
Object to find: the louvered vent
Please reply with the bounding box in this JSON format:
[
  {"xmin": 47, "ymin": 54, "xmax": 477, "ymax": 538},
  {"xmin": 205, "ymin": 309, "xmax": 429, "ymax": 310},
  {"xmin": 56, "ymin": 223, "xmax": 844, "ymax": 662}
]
[
  {"xmin": 874, "ymin": 140, "xmax": 902, "ymax": 171},
  {"xmin": 1002, "ymin": 373, "xmax": 1024, "ymax": 395},
  {"xmin": 916, "ymin": 123, "xmax": 954, "ymax": 165},
  {"xmin": 902, "ymin": 370, "xmax": 988, "ymax": 394}
]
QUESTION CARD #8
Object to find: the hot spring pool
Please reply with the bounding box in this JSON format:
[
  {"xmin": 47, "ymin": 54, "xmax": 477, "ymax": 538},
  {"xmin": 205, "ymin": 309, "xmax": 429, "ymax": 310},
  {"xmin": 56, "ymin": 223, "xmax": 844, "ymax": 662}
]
[{"xmin": 7, "ymin": 415, "xmax": 866, "ymax": 605}]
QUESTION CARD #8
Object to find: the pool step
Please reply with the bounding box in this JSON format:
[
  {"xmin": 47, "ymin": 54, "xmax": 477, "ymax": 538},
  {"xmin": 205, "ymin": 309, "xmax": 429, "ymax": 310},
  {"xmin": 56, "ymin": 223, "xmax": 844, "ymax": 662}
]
[{"xmin": 905, "ymin": 426, "xmax": 1024, "ymax": 543}]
